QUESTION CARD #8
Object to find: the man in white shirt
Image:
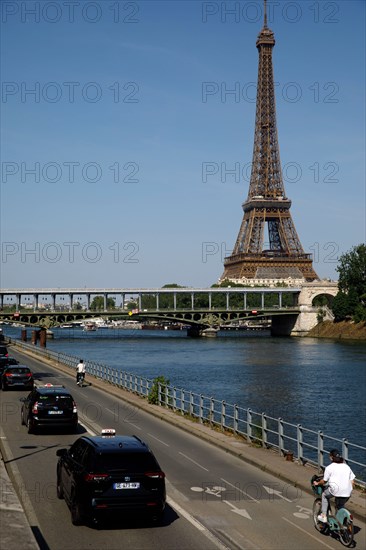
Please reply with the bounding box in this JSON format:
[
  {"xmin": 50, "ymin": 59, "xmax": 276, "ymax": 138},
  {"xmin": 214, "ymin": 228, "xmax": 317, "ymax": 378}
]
[
  {"xmin": 76, "ymin": 359, "xmax": 86, "ymax": 385},
  {"xmin": 314, "ymin": 449, "xmax": 355, "ymax": 522}
]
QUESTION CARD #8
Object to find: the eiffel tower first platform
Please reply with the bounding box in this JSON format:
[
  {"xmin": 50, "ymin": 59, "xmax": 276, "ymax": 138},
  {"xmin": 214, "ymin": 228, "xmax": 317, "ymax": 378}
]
[{"xmin": 221, "ymin": 1, "xmax": 318, "ymax": 283}]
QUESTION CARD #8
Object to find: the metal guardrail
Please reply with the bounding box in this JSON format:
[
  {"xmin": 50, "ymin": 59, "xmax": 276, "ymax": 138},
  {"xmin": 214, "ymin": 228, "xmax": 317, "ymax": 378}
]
[{"xmin": 9, "ymin": 337, "xmax": 366, "ymax": 487}]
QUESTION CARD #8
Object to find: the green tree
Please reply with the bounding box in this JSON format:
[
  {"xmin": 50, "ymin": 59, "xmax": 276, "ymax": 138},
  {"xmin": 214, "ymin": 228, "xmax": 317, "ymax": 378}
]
[
  {"xmin": 337, "ymin": 244, "xmax": 366, "ymax": 296},
  {"xmin": 332, "ymin": 292, "xmax": 353, "ymax": 321},
  {"xmin": 333, "ymin": 244, "xmax": 366, "ymax": 321},
  {"xmin": 148, "ymin": 376, "xmax": 170, "ymax": 405},
  {"xmin": 90, "ymin": 296, "xmax": 116, "ymax": 310}
]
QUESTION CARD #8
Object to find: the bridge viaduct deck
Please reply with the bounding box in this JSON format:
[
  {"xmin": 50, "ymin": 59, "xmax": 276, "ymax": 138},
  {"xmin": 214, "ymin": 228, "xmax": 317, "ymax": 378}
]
[{"xmin": 0, "ymin": 283, "xmax": 337, "ymax": 336}]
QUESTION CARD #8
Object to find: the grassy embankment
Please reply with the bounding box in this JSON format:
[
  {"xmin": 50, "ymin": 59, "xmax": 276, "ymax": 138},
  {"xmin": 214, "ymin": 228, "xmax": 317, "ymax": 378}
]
[{"xmin": 307, "ymin": 320, "xmax": 366, "ymax": 340}]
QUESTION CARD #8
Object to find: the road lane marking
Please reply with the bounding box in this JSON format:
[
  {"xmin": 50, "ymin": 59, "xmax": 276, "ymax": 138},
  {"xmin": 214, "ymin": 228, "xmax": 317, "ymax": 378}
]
[
  {"xmin": 282, "ymin": 517, "xmax": 335, "ymax": 549},
  {"xmin": 294, "ymin": 505, "xmax": 312, "ymax": 519},
  {"xmin": 263, "ymin": 485, "xmax": 292, "ymax": 502},
  {"xmin": 222, "ymin": 500, "xmax": 252, "ymax": 520},
  {"xmin": 179, "ymin": 452, "xmax": 209, "ymax": 471},
  {"xmin": 191, "ymin": 486, "xmax": 226, "ymax": 497},
  {"xmin": 167, "ymin": 496, "xmax": 230, "ymax": 550},
  {"xmin": 147, "ymin": 433, "xmax": 170, "ymax": 447},
  {"xmin": 126, "ymin": 422, "xmax": 142, "ymax": 431},
  {"xmin": 221, "ymin": 477, "xmax": 260, "ymax": 503}
]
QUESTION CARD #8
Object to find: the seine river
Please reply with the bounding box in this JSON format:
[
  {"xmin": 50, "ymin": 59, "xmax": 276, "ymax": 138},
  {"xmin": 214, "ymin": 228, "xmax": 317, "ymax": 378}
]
[{"xmin": 4, "ymin": 325, "xmax": 365, "ymax": 451}]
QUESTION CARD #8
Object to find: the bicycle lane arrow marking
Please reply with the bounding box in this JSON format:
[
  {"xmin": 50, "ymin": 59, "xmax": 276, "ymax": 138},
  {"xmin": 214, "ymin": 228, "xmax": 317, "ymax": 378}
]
[
  {"xmin": 222, "ymin": 500, "xmax": 252, "ymax": 520},
  {"xmin": 263, "ymin": 485, "xmax": 292, "ymax": 502}
]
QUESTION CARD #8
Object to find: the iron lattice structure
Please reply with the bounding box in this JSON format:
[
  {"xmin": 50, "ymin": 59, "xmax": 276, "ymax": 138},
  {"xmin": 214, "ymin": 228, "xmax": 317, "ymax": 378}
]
[{"xmin": 222, "ymin": 3, "xmax": 318, "ymax": 282}]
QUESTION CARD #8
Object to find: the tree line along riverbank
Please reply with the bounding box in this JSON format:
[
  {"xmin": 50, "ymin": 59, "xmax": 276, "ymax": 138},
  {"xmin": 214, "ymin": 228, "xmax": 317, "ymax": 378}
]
[{"xmin": 307, "ymin": 320, "xmax": 366, "ymax": 340}]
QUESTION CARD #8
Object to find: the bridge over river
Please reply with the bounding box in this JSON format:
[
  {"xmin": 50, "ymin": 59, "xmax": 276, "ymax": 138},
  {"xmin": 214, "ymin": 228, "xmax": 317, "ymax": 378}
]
[{"xmin": 0, "ymin": 282, "xmax": 337, "ymax": 336}]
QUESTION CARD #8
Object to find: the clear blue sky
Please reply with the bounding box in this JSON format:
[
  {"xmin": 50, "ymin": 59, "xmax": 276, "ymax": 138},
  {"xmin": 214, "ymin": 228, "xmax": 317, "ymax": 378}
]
[{"xmin": 1, "ymin": 0, "xmax": 365, "ymax": 289}]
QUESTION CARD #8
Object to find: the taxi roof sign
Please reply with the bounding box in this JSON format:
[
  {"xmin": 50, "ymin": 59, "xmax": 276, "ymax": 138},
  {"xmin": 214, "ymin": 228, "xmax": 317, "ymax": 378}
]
[{"xmin": 101, "ymin": 428, "xmax": 116, "ymax": 437}]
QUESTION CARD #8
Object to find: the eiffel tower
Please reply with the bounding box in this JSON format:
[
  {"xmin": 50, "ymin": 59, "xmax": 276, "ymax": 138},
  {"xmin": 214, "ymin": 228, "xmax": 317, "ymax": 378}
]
[{"xmin": 221, "ymin": 0, "xmax": 318, "ymax": 283}]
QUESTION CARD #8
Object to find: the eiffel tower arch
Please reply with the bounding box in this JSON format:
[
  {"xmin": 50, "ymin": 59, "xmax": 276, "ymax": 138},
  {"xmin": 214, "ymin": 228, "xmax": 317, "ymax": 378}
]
[{"xmin": 221, "ymin": 0, "xmax": 318, "ymax": 285}]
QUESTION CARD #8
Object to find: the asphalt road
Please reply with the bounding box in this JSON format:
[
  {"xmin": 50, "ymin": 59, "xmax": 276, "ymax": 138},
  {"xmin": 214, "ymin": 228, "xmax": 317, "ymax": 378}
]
[{"xmin": 1, "ymin": 349, "xmax": 364, "ymax": 550}]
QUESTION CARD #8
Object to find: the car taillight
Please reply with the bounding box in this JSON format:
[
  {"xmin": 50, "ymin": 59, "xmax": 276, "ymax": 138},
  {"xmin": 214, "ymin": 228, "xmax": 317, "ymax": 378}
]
[
  {"xmin": 32, "ymin": 402, "xmax": 39, "ymax": 413},
  {"xmin": 25, "ymin": 373, "xmax": 32, "ymax": 377},
  {"xmin": 145, "ymin": 471, "xmax": 165, "ymax": 479},
  {"xmin": 72, "ymin": 401, "xmax": 77, "ymax": 414},
  {"xmin": 5, "ymin": 372, "xmax": 13, "ymax": 377},
  {"xmin": 84, "ymin": 473, "xmax": 109, "ymax": 482}
]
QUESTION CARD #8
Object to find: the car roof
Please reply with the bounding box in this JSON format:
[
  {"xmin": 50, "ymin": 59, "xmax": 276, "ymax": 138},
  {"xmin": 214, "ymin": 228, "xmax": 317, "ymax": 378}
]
[
  {"xmin": 5, "ymin": 364, "xmax": 30, "ymax": 370},
  {"xmin": 35, "ymin": 386, "xmax": 72, "ymax": 395},
  {"xmin": 80, "ymin": 435, "xmax": 150, "ymax": 453}
]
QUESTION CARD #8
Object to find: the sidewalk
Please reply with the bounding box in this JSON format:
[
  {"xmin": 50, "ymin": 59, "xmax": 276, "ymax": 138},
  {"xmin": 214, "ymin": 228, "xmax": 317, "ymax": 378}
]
[
  {"xmin": 0, "ymin": 453, "xmax": 39, "ymax": 549},
  {"xmin": 1, "ymin": 346, "xmax": 365, "ymax": 549}
]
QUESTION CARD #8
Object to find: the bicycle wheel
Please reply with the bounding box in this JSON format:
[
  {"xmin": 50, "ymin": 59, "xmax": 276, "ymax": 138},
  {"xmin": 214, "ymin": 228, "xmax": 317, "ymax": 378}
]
[
  {"xmin": 312, "ymin": 499, "xmax": 326, "ymax": 532},
  {"xmin": 339, "ymin": 516, "xmax": 354, "ymax": 547}
]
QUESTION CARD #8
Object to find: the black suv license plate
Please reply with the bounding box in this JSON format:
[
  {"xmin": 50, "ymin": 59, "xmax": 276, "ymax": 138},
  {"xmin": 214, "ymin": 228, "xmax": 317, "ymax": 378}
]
[{"xmin": 113, "ymin": 482, "xmax": 140, "ymax": 489}]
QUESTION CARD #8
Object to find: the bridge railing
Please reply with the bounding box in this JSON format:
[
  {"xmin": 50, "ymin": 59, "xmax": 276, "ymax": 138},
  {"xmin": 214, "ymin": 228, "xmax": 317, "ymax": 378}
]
[{"xmin": 9, "ymin": 337, "xmax": 365, "ymax": 487}]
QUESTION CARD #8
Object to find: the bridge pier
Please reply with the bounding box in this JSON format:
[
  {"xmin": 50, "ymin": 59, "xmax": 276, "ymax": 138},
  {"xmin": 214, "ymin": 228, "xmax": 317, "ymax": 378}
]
[
  {"xmin": 271, "ymin": 314, "xmax": 298, "ymax": 336},
  {"xmin": 271, "ymin": 306, "xmax": 332, "ymax": 337},
  {"xmin": 187, "ymin": 325, "xmax": 205, "ymax": 338}
]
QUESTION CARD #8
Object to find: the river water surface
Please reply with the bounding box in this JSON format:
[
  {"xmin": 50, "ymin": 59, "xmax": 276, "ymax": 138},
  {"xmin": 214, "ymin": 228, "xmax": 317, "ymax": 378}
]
[{"xmin": 4, "ymin": 325, "xmax": 365, "ymax": 450}]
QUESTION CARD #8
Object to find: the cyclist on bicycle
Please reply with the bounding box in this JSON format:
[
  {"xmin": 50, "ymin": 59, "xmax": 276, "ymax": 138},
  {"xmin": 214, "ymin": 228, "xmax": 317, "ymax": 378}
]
[
  {"xmin": 76, "ymin": 359, "xmax": 86, "ymax": 385},
  {"xmin": 313, "ymin": 449, "xmax": 355, "ymax": 523}
]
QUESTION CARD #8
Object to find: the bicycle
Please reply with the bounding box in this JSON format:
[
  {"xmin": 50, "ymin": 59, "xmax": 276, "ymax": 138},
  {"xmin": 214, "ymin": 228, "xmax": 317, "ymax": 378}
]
[
  {"xmin": 76, "ymin": 371, "xmax": 85, "ymax": 387},
  {"xmin": 311, "ymin": 475, "xmax": 354, "ymax": 547}
]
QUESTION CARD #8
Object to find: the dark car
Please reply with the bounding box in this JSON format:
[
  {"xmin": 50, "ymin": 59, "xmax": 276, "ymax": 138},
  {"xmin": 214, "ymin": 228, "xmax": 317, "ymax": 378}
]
[
  {"xmin": 56, "ymin": 429, "xmax": 166, "ymax": 526},
  {"xmin": 20, "ymin": 384, "xmax": 78, "ymax": 434},
  {"xmin": 0, "ymin": 345, "xmax": 9, "ymax": 360},
  {"xmin": 0, "ymin": 356, "xmax": 19, "ymax": 376},
  {"xmin": 2, "ymin": 365, "xmax": 34, "ymax": 391}
]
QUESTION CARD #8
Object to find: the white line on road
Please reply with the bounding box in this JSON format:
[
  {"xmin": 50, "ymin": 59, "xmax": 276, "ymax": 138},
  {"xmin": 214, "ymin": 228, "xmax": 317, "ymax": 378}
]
[
  {"xmin": 167, "ymin": 496, "xmax": 230, "ymax": 550},
  {"xmin": 147, "ymin": 433, "xmax": 170, "ymax": 447},
  {"xmin": 263, "ymin": 485, "xmax": 292, "ymax": 502},
  {"xmin": 282, "ymin": 517, "xmax": 335, "ymax": 549},
  {"xmin": 125, "ymin": 422, "xmax": 142, "ymax": 431},
  {"xmin": 179, "ymin": 452, "xmax": 209, "ymax": 471}
]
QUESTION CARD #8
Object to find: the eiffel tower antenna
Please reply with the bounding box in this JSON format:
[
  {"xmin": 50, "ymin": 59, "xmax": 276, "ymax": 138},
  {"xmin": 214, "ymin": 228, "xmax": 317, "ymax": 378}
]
[
  {"xmin": 221, "ymin": 0, "xmax": 318, "ymax": 283},
  {"xmin": 264, "ymin": 0, "xmax": 268, "ymax": 28}
]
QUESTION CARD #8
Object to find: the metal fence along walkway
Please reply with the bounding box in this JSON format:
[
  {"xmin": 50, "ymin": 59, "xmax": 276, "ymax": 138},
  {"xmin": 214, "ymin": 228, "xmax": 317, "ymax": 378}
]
[{"xmin": 9, "ymin": 337, "xmax": 366, "ymax": 487}]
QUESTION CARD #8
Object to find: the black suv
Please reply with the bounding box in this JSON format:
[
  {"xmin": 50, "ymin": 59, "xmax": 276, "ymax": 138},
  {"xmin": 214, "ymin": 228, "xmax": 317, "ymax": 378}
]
[
  {"xmin": 21, "ymin": 384, "xmax": 78, "ymax": 433},
  {"xmin": 0, "ymin": 345, "xmax": 9, "ymax": 361},
  {"xmin": 56, "ymin": 429, "xmax": 166, "ymax": 526},
  {"xmin": 0, "ymin": 356, "xmax": 18, "ymax": 377},
  {"xmin": 2, "ymin": 365, "xmax": 34, "ymax": 391}
]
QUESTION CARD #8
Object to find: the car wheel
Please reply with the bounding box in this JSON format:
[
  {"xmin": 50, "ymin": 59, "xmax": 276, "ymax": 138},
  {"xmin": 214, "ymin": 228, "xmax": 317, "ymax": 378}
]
[
  {"xmin": 56, "ymin": 475, "xmax": 64, "ymax": 500},
  {"xmin": 71, "ymin": 496, "xmax": 83, "ymax": 526},
  {"xmin": 21, "ymin": 410, "xmax": 26, "ymax": 426},
  {"xmin": 2, "ymin": 383, "xmax": 7, "ymax": 391}
]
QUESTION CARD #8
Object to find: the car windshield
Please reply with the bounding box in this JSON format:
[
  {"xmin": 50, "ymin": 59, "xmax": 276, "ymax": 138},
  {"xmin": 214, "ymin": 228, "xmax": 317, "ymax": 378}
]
[
  {"xmin": 8, "ymin": 368, "xmax": 30, "ymax": 374},
  {"xmin": 94, "ymin": 453, "xmax": 159, "ymax": 473}
]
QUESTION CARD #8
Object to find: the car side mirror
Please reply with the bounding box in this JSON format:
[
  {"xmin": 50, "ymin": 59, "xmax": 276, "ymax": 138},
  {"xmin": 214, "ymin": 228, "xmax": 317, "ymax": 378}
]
[{"xmin": 19, "ymin": 397, "xmax": 26, "ymax": 402}]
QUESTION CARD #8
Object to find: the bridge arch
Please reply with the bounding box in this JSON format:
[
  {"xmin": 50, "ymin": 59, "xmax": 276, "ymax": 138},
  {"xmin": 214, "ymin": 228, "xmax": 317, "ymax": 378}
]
[
  {"xmin": 298, "ymin": 282, "xmax": 338, "ymax": 307},
  {"xmin": 311, "ymin": 292, "xmax": 336, "ymax": 307},
  {"xmin": 282, "ymin": 281, "xmax": 338, "ymax": 336}
]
